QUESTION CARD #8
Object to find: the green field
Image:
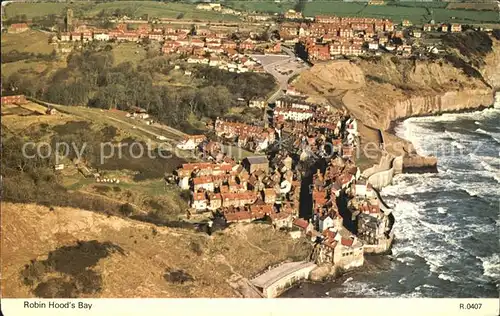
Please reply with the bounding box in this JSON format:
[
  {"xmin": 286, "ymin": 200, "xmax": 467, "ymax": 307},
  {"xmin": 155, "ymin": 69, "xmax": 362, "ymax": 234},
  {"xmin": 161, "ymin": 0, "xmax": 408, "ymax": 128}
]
[
  {"xmin": 4, "ymin": 1, "xmax": 240, "ymax": 21},
  {"xmin": 1, "ymin": 30, "xmax": 54, "ymax": 54},
  {"xmin": 226, "ymin": 0, "xmax": 295, "ymax": 13},
  {"xmin": 5, "ymin": 1, "xmax": 497, "ymax": 24},
  {"xmin": 111, "ymin": 42, "xmax": 147, "ymax": 66},
  {"xmin": 226, "ymin": 0, "xmax": 499, "ymax": 24}
]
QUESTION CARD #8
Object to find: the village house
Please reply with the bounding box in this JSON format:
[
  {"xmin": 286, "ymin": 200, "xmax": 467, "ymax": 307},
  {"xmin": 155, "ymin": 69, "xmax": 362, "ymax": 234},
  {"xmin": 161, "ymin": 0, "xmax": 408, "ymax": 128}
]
[
  {"xmin": 177, "ymin": 135, "xmax": 207, "ymax": 150},
  {"xmin": 293, "ymin": 218, "xmax": 314, "ymax": 237},
  {"xmin": 441, "ymin": 24, "xmax": 449, "ymax": 32},
  {"xmin": 263, "ymin": 188, "xmax": 277, "ymax": 204},
  {"xmin": 82, "ymin": 31, "xmax": 93, "ymax": 42},
  {"xmin": 308, "ymin": 44, "xmax": 330, "ymax": 60},
  {"xmin": 196, "ymin": 3, "xmax": 222, "ymax": 11},
  {"xmin": 208, "ymin": 193, "xmax": 222, "ymax": 210},
  {"xmin": 221, "ymin": 192, "xmax": 258, "ymax": 208},
  {"xmin": 284, "ymin": 9, "xmax": 303, "ymax": 20},
  {"xmin": 60, "ymin": 32, "xmax": 71, "ymax": 41},
  {"xmin": 1, "ymin": 95, "xmax": 27, "ymax": 105},
  {"xmin": 274, "ymin": 107, "xmax": 314, "ymax": 122},
  {"xmin": 268, "ymin": 211, "xmax": 293, "ymax": 229},
  {"xmin": 193, "ymin": 176, "xmax": 215, "ymax": 192},
  {"xmin": 243, "ymin": 156, "xmax": 270, "ymax": 174},
  {"xmin": 315, "ymin": 15, "xmax": 341, "ymax": 24},
  {"xmin": 402, "ymin": 19, "xmax": 412, "ymax": 27},
  {"xmin": 93, "ymin": 30, "xmax": 109, "ymax": 41},
  {"xmin": 148, "ymin": 32, "xmax": 164, "ymax": 41},
  {"xmin": 314, "ymin": 228, "xmax": 364, "ymax": 269},
  {"xmin": 162, "ymin": 40, "xmax": 181, "ymax": 54},
  {"xmin": 71, "ymin": 32, "xmax": 82, "ymax": 41},
  {"xmin": 239, "ymin": 38, "xmax": 256, "ymax": 51},
  {"xmin": 423, "ymin": 24, "xmax": 433, "ymax": 32},
  {"xmin": 265, "ymin": 42, "xmax": 281, "ymax": 54},
  {"xmin": 248, "ymin": 99, "xmax": 266, "ymax": 108},
  {"xmin": 411, "ymin": 29, "xmax": 422, "ymax": 38},
  {"xmin": 450, "ymin": 24, "xmax": 462, "ymax": 33},
  {"xmin": 223, "ymin": 207, "xmax": 254, "ymax": 223},
  {"xmin": 8, "ymin": 23, "xmax": 29, "ymax": 33},
  {"xmin": 191, "ymin": 192, "xmax": 208, "ymax": 211}
]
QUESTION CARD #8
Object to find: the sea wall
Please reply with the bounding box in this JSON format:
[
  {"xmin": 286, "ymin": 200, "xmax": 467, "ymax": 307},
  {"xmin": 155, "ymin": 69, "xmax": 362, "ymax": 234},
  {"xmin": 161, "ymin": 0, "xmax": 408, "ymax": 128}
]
[
  {"xmin": 250, "ymin": 261, "xmax": 317, "ymax": 298},
  {"xmin": 361, "ymin": 154, "xmax": 393, "ymax": 178},
  {"xmin": 367, "ymin": 167, "xmax": 394, "ymax": 189},
  {"xmin": 363, "ymin": 155, "xmax": 404, "ymax": 189},
  {"xmin": 363, "ymin": 233, "xmax": 394, "ymax": 254}
]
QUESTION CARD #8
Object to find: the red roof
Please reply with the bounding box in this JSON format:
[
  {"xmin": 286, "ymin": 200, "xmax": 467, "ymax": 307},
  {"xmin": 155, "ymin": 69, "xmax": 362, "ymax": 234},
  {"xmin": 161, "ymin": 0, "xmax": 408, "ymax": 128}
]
[
  {"xmin": 293, "ymin": 218, "xmax": 309, "ymax": 230},
  {"xmin": 10, "ymin": 23, "xmax": 29, "ymax": 29},
  {"xmin": 341, "ymin": 237, "xmax": 354, "ymax": 247},
  {"xmin": 193, "ymin": 176, "xmax": 213, "ymax": 185},
  {"xmin": 193, "ymin": 192, "xmax": 207, "ymax": 201}
]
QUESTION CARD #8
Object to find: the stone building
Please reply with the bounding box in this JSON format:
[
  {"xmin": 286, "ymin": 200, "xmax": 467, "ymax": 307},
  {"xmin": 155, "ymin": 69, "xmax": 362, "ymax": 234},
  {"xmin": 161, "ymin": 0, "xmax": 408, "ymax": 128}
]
[
  {"xmin": 243, "ymin": 156, "xmax": 270, "ymax": 174},
  {"xmin": 313, "ymin": 228, "xmax": 364, "ymax": 269}
]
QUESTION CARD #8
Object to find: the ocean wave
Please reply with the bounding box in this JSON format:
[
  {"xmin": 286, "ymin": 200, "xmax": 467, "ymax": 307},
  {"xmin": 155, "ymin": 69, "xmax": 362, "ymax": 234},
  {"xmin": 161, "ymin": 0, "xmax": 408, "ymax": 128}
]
[
  {"xmin": 475, "ymin": 128, "xmax": 500, "ymax": 144},
  {"xmin": 480, "ymin": 161, "xmax": 500, "ymax": 184},
  {"xmin": 451, "ymin": 141, "xmax": 465, "ymax": 149},
  {"xmin": 418, "ymin": 218, "xmax": 454, "ymax": 234},
  {"xmin": 337, "ymin": 281, "xmax": 397, "ymax": 298},
  {"xmin": 395, "ymin": 256, "xmax": 415, "ymax": 266},
  {"xmin": 437, "ymin": 207, "xmax": 447, "ymax": 214},
  {"xmin": 437, "ymin": 273, "xmax": 457, "ymax": 282},
  {"xmin": 479, "ymin": 254, "xmax": 500, "ymax": 280},
  {"xmin": 469, "ymin": 154, "xmax": 500, "ymax": 184},
  {"xmin": 405, "ymin": 107, "xmax": 500, "ymax": 126}
]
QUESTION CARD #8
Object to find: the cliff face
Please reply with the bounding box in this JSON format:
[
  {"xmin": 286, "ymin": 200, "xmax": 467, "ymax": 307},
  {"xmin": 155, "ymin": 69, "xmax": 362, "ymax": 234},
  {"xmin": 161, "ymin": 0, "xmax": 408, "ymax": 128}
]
[
  {"xmin": 481, "ymin": 39, "xmax": 500, "ymax": 89},
  {"xmin": 295, "ymin": 37, "xmax": 499, "ymax": 130}
]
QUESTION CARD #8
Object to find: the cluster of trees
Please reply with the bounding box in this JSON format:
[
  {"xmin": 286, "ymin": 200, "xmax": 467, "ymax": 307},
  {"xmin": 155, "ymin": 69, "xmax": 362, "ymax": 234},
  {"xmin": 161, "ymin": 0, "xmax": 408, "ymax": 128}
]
[
  {"xmin": 4, "ymin": 14, "xmax": 28, "ymax": 25},
  {"xmin": 3, "ymin": 46, "xmax": 277, "ymax": 130},
  {"xmin": 1, "ymin": 50, "xmax": 57, "ymax": 64}
]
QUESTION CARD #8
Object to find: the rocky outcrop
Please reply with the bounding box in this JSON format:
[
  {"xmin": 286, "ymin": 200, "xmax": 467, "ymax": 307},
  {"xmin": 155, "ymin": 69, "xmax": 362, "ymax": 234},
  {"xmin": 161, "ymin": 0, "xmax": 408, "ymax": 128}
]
[
  {"xmin": 481, "ymin": 39, "xmax": 500, "ymax": 89},
  {"xmin": 403, "ymin": 156, "xmax": 438, "ymax": 173}
]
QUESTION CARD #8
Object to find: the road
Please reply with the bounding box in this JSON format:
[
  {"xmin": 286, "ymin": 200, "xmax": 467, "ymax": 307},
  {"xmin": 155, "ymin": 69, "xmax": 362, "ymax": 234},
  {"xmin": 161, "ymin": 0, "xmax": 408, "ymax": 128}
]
[
  {"xmin": 27, "ymin": 97, "xmax": 186, "ymax": 144},
  {"xmin": 251, "ymin": 45, "xmax": 310, "ymax": 103}
]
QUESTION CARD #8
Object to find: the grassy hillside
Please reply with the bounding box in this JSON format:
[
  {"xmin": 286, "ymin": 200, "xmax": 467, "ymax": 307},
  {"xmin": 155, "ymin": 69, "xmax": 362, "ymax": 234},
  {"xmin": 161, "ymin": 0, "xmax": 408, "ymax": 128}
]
[
  {"xmin": 2, "ymin": 202, "xmax": 311, "ymax": 297},
  {"xmin": 1, "ymin": 30, "xmax": 54, "ymax": 55},
  {"xmin": 1, "ymin": 98, "xmax": 191, "ymax": 226},
  {"xmin": 4, "ymin": 1, "xmax": 240, "ymax": 21}
]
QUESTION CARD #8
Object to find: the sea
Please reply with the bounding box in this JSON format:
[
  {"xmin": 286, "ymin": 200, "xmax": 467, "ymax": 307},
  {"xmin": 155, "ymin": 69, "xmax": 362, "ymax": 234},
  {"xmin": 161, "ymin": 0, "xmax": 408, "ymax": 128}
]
[{"xmin": 282, "ymin": 93, "xmax": 500, "ymax": 298}]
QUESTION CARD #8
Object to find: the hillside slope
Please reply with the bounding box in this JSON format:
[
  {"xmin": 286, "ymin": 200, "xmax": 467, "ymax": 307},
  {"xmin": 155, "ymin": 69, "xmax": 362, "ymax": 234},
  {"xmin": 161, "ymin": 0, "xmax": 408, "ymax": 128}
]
[{"xmin": 1, "ymin": 202, "xmax": 310, "ymax": 298}]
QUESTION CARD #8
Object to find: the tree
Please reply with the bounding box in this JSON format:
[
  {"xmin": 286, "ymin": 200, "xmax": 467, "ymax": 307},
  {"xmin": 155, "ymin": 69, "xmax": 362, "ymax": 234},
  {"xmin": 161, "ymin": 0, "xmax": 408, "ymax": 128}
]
[{"xmin": 119, "ymin": 203, "xmax": 134, "ymax": 217}]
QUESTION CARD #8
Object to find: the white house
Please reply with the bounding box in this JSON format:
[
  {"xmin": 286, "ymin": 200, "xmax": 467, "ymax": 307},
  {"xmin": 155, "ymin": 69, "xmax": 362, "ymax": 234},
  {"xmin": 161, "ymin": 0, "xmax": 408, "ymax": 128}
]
[
  {"xmin": 94, "ymin": 32, "xmax": 110, "ymax": 41},
  {"xmin": 193, "ymin": 177, "xmax": 215, "ymax": 192},
  {"xmin": 368, "ymin": 42, "xmax": 379, "ymax": 50},
  {"xmin": 354, "ymin": 183, "xmax": 375, "ymax": 198},
  {"xmin": 177, "ymin": 138, "xmax": 197, "ymax": 150},
  {"xmin": 249, "ymin": 99, "xmax": 266, "ymax": 108},
  {"xmin": 274, "ymin": 108, "xmax": 313, "ymax": 122},
  {"xmin": 177, "ymin": 135, "xmax": 206, "ymax": 150},
  {"xmin": 346, "ymin": 118, "xmax": 358, "ymax": 136},
  {"xmin": 178, "ymin": 175, "xmax": 190, "ymax": 190},
  {"xmin": 255, "ymin": 139, "xmax": 269, "ymax": 152},
  {"xmin": 191, "ymin": 192, "xmax": 208, "ymax": 211},
  {"xmin": 319, "ymin": 215, "xmax": 335, "ymax": 232}
]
